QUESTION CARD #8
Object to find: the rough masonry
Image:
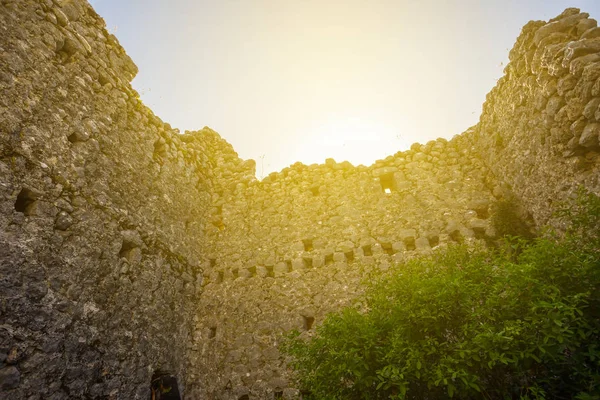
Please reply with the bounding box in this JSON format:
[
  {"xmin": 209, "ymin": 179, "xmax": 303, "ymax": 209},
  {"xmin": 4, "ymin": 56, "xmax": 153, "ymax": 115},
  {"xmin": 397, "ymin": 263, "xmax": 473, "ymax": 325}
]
[{"xmin": 0, "ymin": 1, "xmax": 599, "ymax": 399}]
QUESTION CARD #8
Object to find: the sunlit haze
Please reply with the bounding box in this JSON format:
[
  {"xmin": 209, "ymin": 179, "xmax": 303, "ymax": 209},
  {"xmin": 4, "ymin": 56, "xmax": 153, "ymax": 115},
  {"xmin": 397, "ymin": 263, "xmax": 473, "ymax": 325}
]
[{"xmin": 90, "ymin": 0, "xmax": 600, "ymax": 176}]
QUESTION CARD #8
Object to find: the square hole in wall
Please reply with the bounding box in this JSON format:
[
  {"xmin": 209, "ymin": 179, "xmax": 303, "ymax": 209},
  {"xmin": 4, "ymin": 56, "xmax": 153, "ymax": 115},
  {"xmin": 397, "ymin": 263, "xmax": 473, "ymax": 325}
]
[
  {"xmin": 266, "ymin": 265, "xmax": 274, "ymax": 278},
  {"xmin": 302, "ymin": 238, "xmax": 313, "ymax": 252},
  {"xmin": 14, "ymin": 188, "xmax": 38, "ymax": 215},
  {"xmin": 380, "ymin": 173, "xmax": 395, "ymax": 194},
  {"xmin": 209, "ymin": 327, "xmax": 217, "ymax": 339},
  {"xmin": 303, "ymin": 316, "xmax": 315, "ymax": 331},
  {"xmin": 324, "ymin": 253, "xmax": 334, "ymax": 266},
  {"xmin": 362, "ymin": 245, "xmax": 373, "ymax": 257}
]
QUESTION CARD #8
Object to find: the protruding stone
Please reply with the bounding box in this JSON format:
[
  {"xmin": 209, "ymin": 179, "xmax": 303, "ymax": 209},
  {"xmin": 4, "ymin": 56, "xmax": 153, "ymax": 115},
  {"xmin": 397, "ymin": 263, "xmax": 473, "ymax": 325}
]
[
  {"xmin": 55, "ymin": 211, "xmax": 73, "ymax": 230},
  {"xmin": 584, "ymin": 98, "xmax": 600, "ymax": 120},
  {"xmin": 52, "ymin": 8, "xmax": 69, "ymax": 26},
  {"xmin": 579, "ymin": 123, "xmax": 600, "ymax": 148},
  {"xmin": 468, "ymin": 218, "xmax": 488, "ymax": 234},
  {"xmin": 391, "ymin": 241, "xmax": 406, "ymax": 253},
  {"xmin": 415, "ymin": 237, "xmax": 431, "ymax": 251},
  {"xmin": 273, "ymin": 262, "xmax": 288, "ymax": 277},
  {"xmin": 533, "ymin": 13, "xmax": 588, "ymax": 46},
  {"xmin": 563, "ymin": 38, "xmax": 600, "ymax": 68},
  {"xmin": 581, "ymin": 27, "xmax": 600, "ymax": 40},
  {"xmin": 0, "ymin": 366, "xmax": 20, "ymax": 391}
]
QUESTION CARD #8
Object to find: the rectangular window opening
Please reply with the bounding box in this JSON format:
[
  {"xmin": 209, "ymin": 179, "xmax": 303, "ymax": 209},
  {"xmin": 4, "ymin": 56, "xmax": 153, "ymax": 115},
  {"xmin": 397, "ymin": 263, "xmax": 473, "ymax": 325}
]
[
  {"xmin": 380, "ymin": 173, "xmax": 395, "ymax": 194},
  {"xmin": 362, "ymin": 245, "xmax": 373, "ymax": 257},
  {"xmin": 324, "ymin": 253, "xmax": 334, "ymax": 265},
  {"xmin": 303, "ymin": 257, "xmax": 313, "ymax": 268},
  {"xmin": 344, "ymin": 251, "xmax": 354, "ymax": 262},
  {"xmin": 302, "ymin": 238, "xmax": 314, "ymax": 252},
  {"xmin": 209, "ymin": 327, "xmax": 217, "ymax": 339},
  {"xmin": 266, "ymin": 265, "xmax": 275, "ymax": 278}
]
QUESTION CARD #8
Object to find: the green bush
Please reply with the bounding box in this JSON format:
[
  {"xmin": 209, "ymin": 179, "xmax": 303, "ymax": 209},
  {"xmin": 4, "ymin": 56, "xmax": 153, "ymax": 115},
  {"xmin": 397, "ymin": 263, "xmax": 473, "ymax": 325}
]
[{"xmin": 282, "ymin": 192, "xmax": 600, "ymax": 399}]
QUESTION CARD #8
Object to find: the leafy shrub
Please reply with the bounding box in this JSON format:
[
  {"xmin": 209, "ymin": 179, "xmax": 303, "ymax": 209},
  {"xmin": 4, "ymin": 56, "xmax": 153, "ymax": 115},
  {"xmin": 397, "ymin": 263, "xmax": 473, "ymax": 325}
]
[{"xmin": 282, "ymin": 192, "xmax": 600, "ymax": 399}]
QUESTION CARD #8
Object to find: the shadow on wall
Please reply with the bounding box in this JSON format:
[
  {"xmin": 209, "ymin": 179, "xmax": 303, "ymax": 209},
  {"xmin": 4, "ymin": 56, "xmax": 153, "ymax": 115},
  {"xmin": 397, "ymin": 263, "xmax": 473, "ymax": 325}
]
[{"xmin": 151, "ymin": 371, "xmax": 181, "ymax": 400}]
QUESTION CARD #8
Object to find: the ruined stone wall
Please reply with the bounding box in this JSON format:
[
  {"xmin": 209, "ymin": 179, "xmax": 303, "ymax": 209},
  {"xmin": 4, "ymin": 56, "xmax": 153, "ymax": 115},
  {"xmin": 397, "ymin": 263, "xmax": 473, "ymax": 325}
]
[
  {"xmin": 0, "ymin": 0, "xmax": 245, "ymax": 398},
  {"xmin": 188, "ymin": 8, "xmax": 600, "ymax": 399},
  {"xmin": 189, "ymin": 132, "xmax": 505, "ymax": 398},
  {"xmin": 2, "ymin": 1, "xmax": 600, "ymax": 400},
  {"xmin": 472, "ymin": 8, "xmax": 600, "ymax": 226}
]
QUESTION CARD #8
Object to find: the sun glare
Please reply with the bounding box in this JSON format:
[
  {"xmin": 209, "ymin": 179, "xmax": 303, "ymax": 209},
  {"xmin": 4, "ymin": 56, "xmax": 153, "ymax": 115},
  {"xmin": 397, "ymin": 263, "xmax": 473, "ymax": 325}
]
[{"xmin": 294, "ymin": 114, "xmax": 413, "ymax": 169}]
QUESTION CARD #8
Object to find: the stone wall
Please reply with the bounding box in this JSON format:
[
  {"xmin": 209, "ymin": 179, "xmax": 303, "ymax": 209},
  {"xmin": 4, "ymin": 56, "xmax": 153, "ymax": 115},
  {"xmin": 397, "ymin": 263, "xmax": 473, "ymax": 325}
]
[
  {"xmin": 0, "ymin": 0, "xmax": 245, "ymax": 398},
  {"xmin": 472, "ymin": 8, "xmax": 600, "ymax": 226},
  {"xmin": 190, "ymin": 133, "xmax": 501, "ymax": 398},
  {"xmin": 1, "ymin": 1, "xmax": 599, "ymax": 399}
]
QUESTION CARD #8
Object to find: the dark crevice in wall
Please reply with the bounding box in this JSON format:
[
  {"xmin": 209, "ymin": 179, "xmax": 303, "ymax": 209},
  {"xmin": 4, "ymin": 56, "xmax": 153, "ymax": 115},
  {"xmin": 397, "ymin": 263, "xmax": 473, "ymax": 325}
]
[
  {"xmin": 303, "ymin": 316, "xmax": 315, "ymax": 331},
  {"xmin": 266, "ymin": 265, "xmax": 274, "ymax": 278},
  {"xmin": 303, "ymin": 257, "xmax": 313, "ymax": 268},
  {"xmin": 344, "ymin": 251, "xmax": 354, "ymax": 262},
  {"xmin": 119, "ymin": 241, "xmax": 137, "ymax": 259},
  {"xmin": 302, "ymin": 238, "xmax": 313, "ymax": 251},
  {"xmin": 429, "ymin": 235, "xmax": 440, "ymax": 247},
  {"xmin": 449, "ymin": 230, "xmax": 463, "ymax": 243},
  {"xmin": 403, "ymin": 237, "xmax": 416, "ymax": 251},
  {"xmin": 362, "ymin": 245, "xmax": 373, "ymax": 257},
  {"xmin": 15, "ymin": 188, "xmax": 38, "ymax": 215},
  {"xmin": 151, "ymin": 371, "xmax": 181, "ymax": 400},
  {"xmin": 209, "ymin": 327, "xmax": 217, "ymax": 339}
]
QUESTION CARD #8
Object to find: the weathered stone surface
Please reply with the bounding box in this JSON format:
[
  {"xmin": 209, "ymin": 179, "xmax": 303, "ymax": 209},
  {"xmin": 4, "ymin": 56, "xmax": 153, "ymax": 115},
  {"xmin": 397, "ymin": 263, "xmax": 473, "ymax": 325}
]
[
  {"xmin": 1, "ymin": 3, "xmax": 599, "ymax": 400},
  {"xmin": 580, "ymin": 123, "xmax": 600, "ymax": 147},
  {"xmin": 0, "ymin": 367, "xmax": 20, "ymax": 391}
]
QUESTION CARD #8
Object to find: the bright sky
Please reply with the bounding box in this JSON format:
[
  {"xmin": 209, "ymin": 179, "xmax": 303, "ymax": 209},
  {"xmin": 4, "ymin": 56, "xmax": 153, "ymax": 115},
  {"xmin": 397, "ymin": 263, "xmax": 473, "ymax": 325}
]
[{"xmin": 90, "ymin": 0, "xmax": 599, "ymax": 177}]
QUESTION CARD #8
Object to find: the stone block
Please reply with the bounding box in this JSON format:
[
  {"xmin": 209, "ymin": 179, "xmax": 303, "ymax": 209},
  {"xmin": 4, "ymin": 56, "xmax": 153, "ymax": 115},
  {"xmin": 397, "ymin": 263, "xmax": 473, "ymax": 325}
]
[
  {"xmin": 415, "ymin": 237, "xmax": 431, "ymax": 251},
  {"xmin": 580, "ymin": 123, "xmax": 600, "ymax": 147},
  {"xmin": 0, "ymin": 366, "xmax": 20, "ymax": 391},
  {"xmin": 333, "ymin": 252, "xmax": 346, "ymax": 262},
  {"xmin": 291, "ymin": 258, "xmax": 305, "ymax": 271},
  {"xmin": 273, "ymin": 262, "xmax": 288, "ymax": 277}
]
